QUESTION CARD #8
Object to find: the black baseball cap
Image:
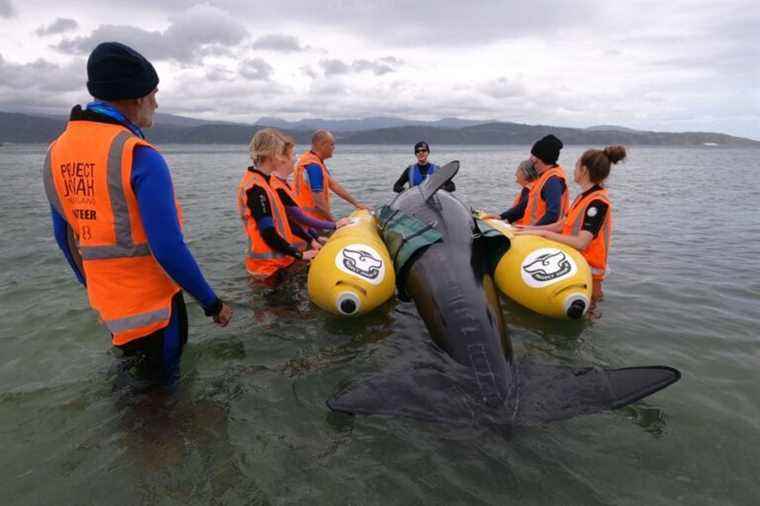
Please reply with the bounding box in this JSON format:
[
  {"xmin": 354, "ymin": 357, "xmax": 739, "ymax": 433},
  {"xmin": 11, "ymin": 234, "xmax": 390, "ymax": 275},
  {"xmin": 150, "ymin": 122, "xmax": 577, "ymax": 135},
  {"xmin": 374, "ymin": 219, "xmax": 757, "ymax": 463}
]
[{"xmin": 414, "ymin": 141, "xmax": 430, "ymax": 153}]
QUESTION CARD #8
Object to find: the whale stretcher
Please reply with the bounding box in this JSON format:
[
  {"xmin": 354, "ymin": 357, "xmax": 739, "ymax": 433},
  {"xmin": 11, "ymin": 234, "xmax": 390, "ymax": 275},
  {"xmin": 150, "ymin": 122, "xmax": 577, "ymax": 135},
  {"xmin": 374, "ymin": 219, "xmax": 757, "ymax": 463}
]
[{"xmin": 309, "ymin": 192, "xmax": 592, "ymax": 320}]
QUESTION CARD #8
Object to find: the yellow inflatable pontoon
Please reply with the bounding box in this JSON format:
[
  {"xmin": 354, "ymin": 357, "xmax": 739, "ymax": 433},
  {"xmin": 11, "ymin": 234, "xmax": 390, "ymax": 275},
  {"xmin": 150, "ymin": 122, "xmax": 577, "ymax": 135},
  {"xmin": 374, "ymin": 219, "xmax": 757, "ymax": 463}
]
[
  {"xmin": 307, "ymin": 210, "xmax": 395, "ymax": 316},
  {"xmin": 482, "ymin": 218, "xmax": 593, "ymax": 319}
]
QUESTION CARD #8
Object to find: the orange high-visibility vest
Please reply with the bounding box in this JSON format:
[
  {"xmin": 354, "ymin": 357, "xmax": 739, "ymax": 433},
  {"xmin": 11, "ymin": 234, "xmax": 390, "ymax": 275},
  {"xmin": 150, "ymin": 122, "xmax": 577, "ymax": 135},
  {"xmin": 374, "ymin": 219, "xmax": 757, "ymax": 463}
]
[
  {"xmin": 510, "ymin": 183, "xmax": 533, "ymax": 225},
  {"xmin": 237, "ymin": 169, "xmax": 306, "ymax": 277},
  {"xmin": 521, "ymin": 165, "xmax": 570, "ymax": 225},
  {"xmin": 43, "ymin": 120, "xmax": 181, "ymax": 346},
  {"xmin": 269, "ymin": 174, "xmax": 310, "ymax": 252},
  {"xmin": 561, "ymin": 187, "xmax": 612, "ymax": 280},
  {"xmin": 294, "ymin": 151, "xmax": 331, "ymax": 219}
]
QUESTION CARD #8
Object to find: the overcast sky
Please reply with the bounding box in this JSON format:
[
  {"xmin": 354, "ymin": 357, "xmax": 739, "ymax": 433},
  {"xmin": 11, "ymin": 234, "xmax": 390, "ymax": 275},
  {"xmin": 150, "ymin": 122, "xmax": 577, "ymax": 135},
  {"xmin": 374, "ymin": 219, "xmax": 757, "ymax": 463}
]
[{"xmin": 1, "ymin": 0, "xmax": 758, "ymax": 138}]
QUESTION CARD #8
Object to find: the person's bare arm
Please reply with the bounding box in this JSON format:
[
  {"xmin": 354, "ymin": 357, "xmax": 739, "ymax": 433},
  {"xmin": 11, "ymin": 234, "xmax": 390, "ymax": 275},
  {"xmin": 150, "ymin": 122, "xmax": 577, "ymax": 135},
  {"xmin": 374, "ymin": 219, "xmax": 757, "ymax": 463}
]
[{"xmin": 312, "ymin": 191, "xmax": 336, "ymax": 221}]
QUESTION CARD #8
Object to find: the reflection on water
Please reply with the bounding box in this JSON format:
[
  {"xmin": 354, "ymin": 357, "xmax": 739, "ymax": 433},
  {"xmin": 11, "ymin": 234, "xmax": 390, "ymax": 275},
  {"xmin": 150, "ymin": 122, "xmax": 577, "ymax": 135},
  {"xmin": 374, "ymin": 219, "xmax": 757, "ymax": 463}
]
[{"xmin": 621, "ymin": 404, "xmax": 670, "ymax": 438}]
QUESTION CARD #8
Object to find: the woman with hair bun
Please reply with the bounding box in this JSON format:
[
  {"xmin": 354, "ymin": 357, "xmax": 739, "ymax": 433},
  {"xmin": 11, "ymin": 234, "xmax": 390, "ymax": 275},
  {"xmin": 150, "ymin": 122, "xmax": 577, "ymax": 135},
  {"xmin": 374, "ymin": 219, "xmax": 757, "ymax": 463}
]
[{"xmin": 517, "ymin": 145, "xmax": 627, "ymax": 304}]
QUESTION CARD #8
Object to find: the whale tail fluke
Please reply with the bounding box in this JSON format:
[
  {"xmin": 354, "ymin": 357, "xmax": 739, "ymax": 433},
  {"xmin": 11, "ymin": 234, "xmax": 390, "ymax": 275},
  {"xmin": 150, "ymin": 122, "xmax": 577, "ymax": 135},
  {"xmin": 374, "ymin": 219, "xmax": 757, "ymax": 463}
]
[
  {"xmin": 327, "ymin": 361, "xmax": 485, "ymax": 427},
  {"xmin": 512, "ymin": 362, "xmax": 681, "ymax": 425},
  {"xmin": 327, "ymin": 359, "xmax": 681, "ymax": 428}
]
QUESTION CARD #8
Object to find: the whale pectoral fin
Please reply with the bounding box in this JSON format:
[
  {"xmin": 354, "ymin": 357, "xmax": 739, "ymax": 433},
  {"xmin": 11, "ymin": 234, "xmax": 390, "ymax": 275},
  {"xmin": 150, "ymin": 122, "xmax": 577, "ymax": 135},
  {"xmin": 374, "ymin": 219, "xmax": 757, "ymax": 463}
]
[
  {"xmin": 419, "ymin": 161, "xmax": 459, "ymax": 201},
  {"xmin": 326, "ymin": 364, "xmax": 481, "ymax": 426},
  {"xmin": 513, "ymin": 362, "xmax": 681, "ymax": 425}
]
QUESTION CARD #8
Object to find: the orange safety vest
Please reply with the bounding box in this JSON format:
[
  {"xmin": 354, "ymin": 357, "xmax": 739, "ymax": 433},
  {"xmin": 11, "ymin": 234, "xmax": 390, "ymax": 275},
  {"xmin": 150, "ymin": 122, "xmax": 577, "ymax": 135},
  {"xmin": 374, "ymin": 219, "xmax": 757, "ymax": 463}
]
[
  {"xmin": 511, "ymin": 185, "xmax": 531, "ymax": 209},
  {"xmin": 43, "ymin": 120, "xmax": 181, "ymax": 346},
  {"xmin": 269, "ymin": 174, "xmax": 310, "ymax": 253},
  {"xmin": 294, "ymin": 151, "xmax": 331, "ymax": 219},
  {"xmin": 237, "ymin": 169, "xmax": 307, "ymax": 277},
  {"xmin": 521, "ymin": 165, "xmax": 570, "ymax": 225},
  {"xmin": 561, "ymin": 188, "xmax": 612, "ymax": 280}
]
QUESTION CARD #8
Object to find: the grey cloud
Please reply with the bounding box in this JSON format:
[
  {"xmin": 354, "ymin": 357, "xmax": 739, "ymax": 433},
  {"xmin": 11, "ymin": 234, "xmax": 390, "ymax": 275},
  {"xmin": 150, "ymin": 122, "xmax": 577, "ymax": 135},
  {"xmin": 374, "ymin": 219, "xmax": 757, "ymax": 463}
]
[
  {"xmin": 300, "ymin": 65, "xmax": 318, "ymax": 79},
  {"xmin": 480, "ymin": 77, "xmax": 527, "ymax": 99},
  {"xmin": 320, "ymin": 57, "xmax": 402, "ymax": 76},
  {"xmin": 204, "ymin": 65, "xmax": 237, "ymax": 82},
  {"xmin": 379, "ymin": 56, "xmax": 403, "ymax": 65},
  {"xmin": 0, "ymin": 53, "xmax": 86, "ymax": 111},
  {"xmin": 200, "ymin": 1, "xmax": 599, "ymax": 47},
  {"xmin": 239, "ymin": 58, "xmax": 273, "ymax": 80},
  {"xmin": 320, "ymin": 59, "xmax": 350, "ymax": 76},
  {"xmin": 160, "ymin": 76, "xmax": 291, "ymax": 116},
  {"xmin": 0, "ymin": 0, "xmax": 14, "ymax": 18},
  {"xmin": 352, "ymin": 59, "xmax": 393, "ymax": 76},
  {"xmin": 54, "ymin": 4, "xmax": 248, "ymax": 63},
  {"xmin": 35, "ymin": 18, "xmax": 78, "ymax": 36},
  {"xmin": 0, "ymin": 53, "xmax": 84, "ymax": 92},
  {"xmin": 252, "ymin": 34, "xmax": 305, "ymax": 52}
]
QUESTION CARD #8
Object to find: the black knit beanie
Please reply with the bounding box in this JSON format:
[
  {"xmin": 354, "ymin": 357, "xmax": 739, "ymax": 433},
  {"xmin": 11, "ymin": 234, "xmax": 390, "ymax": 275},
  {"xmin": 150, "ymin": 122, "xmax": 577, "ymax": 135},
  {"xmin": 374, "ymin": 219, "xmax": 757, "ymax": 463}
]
[
  {"xmin": 87, "ymin": 42, "xmax": 159, "ymax": 100},
  {"xmin": 530, "ymin": 134, "xmax": 563, "ymax": 165}
]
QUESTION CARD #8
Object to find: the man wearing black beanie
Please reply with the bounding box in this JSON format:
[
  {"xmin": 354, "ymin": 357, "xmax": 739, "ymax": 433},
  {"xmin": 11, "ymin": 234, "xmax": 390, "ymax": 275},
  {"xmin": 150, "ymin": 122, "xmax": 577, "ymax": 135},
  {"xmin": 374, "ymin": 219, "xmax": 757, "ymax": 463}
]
[
  {"xmin": 509, "ymin": 134, "xmax": 570, "ymax": 226},
  {"xmin": 43, "ymin": 41, "xmax": 232, "ymax": 390}
]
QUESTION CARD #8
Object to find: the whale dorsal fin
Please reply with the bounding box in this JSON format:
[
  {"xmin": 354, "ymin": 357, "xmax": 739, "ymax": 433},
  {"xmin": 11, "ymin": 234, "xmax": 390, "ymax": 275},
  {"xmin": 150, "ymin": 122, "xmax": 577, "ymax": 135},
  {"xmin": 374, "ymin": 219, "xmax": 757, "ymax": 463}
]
[{"xmin": 419, "ymin": 160, "xmax": 459, "ymax": 201}]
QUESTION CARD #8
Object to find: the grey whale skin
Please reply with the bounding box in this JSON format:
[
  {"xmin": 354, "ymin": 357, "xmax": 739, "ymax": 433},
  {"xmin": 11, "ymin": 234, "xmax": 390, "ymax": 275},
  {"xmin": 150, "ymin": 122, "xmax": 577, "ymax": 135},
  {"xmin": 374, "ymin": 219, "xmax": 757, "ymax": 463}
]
[{"xmin": 327, "ymin": 161, "xmax": 680, "ymax": 427}]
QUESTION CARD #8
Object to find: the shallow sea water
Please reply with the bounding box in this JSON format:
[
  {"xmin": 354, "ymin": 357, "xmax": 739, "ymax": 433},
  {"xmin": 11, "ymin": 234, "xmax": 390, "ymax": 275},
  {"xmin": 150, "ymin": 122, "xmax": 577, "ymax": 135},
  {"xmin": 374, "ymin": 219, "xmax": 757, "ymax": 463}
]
[{"xmin": 1, "ymin": 143, "xmax": 759, "ymax": 505}]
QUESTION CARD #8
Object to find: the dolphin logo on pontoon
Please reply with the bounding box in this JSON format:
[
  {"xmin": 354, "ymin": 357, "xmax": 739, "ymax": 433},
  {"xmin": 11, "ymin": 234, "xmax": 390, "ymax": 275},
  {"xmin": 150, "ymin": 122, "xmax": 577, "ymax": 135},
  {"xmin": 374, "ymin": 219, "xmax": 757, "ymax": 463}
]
[
  {"xmin": 342, "ymin": 248, "xmax": 382, "ymax": 279},
  {"xmin": 522, "ymin": 251, "xmax": 571, "ymax": 282}
]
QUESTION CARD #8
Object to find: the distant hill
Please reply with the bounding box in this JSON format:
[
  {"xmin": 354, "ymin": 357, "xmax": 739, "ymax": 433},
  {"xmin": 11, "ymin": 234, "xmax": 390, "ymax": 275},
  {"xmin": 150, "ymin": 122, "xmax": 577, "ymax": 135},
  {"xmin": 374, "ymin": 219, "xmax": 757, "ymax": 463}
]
[
  {"xmin": 153, "ymin": 113, "xmax": 241, "ymax": 127},
  {"xmin": 336, "ymin": 122, "xmax": 760, "ymax": 147},
  {"xmin": 585, "ymin": 125, "xmax": 641, "ymax": 133},
  {"xmin": 2, "ymin": 110, "xmax": 758, "ymax": 147},
  {"xmin": 254, "ymin": 116, "xmax": 490, "ymax": 132}
]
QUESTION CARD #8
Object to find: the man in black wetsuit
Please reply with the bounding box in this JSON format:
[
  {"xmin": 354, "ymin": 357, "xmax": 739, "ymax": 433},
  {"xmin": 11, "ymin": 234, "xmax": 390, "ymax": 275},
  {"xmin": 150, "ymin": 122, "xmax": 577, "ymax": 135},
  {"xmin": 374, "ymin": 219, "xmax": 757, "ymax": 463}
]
[{"xmin": 393, "ymin": 141, "xmax": 455, "ymax": 193}]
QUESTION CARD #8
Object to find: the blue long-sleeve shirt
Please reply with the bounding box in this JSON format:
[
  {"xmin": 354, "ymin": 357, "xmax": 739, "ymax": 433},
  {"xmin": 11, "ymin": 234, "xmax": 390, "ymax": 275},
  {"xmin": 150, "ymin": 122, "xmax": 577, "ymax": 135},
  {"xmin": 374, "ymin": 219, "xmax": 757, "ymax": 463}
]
[
  {"xmin": 50, "ymin": 102, "xmax": 219, "ymax": 312},
  {"xmin": 535, "ymin": 177, "xmax": 565, "ymax": 225},
  {"xmin": 500, "ymin": 187, "xmax": 530, "ymax": 223}
]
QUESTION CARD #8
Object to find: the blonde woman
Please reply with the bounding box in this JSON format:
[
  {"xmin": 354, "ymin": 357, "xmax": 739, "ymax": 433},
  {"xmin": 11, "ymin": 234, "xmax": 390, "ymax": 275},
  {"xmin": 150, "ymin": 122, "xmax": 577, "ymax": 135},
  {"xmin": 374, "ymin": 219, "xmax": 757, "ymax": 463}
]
[{"xmin": 237, "ymin": 128, "xmax": 318, "ymax": 285}]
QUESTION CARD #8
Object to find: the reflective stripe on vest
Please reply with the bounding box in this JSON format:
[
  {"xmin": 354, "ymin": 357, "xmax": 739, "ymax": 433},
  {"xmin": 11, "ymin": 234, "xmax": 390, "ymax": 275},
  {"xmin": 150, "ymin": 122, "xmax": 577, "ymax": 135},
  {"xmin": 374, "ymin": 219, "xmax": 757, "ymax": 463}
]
[
  {"xmin": 86, "ymin": 131, "xmax": 151, "ymax": 260},
  {"xmin": 105, "ymin": 307, "xmax": 171, "ymax": 334},
  {"xmin": 43, "ymin": 149, "xmax": 64, "ymax": 215}
]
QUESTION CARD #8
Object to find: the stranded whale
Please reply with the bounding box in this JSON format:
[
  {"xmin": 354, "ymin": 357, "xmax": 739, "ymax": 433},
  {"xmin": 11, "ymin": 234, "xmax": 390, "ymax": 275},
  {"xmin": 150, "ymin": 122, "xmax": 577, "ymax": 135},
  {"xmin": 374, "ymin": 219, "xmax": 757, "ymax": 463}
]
[{"xmin": 327, "ymin": 161, "xmax": 680, "ymax": 427}]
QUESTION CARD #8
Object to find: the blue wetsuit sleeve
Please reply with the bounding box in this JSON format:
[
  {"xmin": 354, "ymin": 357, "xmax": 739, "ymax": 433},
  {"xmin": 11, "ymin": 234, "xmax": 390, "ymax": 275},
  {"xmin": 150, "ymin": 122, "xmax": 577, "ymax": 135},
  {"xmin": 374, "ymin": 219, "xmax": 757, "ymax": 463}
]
[
  {"xmin": 285, "ymin": 206, "xmax": 336, "ymax": 230},
  {"xmin": 305, "ymin": 164, "xmax": 324, "ymax": 192},
  {"xmin": 500, "ymin": 188, "xmax": 529, "ymax": 223},
  {"xmin": 536, "ymin": 176, "xmax": 564, "ymax": 225},
  {"xmin": 131, "ymin": 146, "xmax": 219, "ymax": 311},
  {"xmin": 51, "ymin": 206, "xmax": 86, "ymax": 285}
]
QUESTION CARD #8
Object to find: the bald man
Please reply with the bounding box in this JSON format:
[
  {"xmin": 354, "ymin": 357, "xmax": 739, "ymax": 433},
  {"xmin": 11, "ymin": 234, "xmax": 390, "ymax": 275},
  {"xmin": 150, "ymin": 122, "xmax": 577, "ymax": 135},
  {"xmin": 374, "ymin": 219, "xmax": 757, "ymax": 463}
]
[{"xmin": 293, "ymin": 129, "xmax": 367, "ymax": 221}]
